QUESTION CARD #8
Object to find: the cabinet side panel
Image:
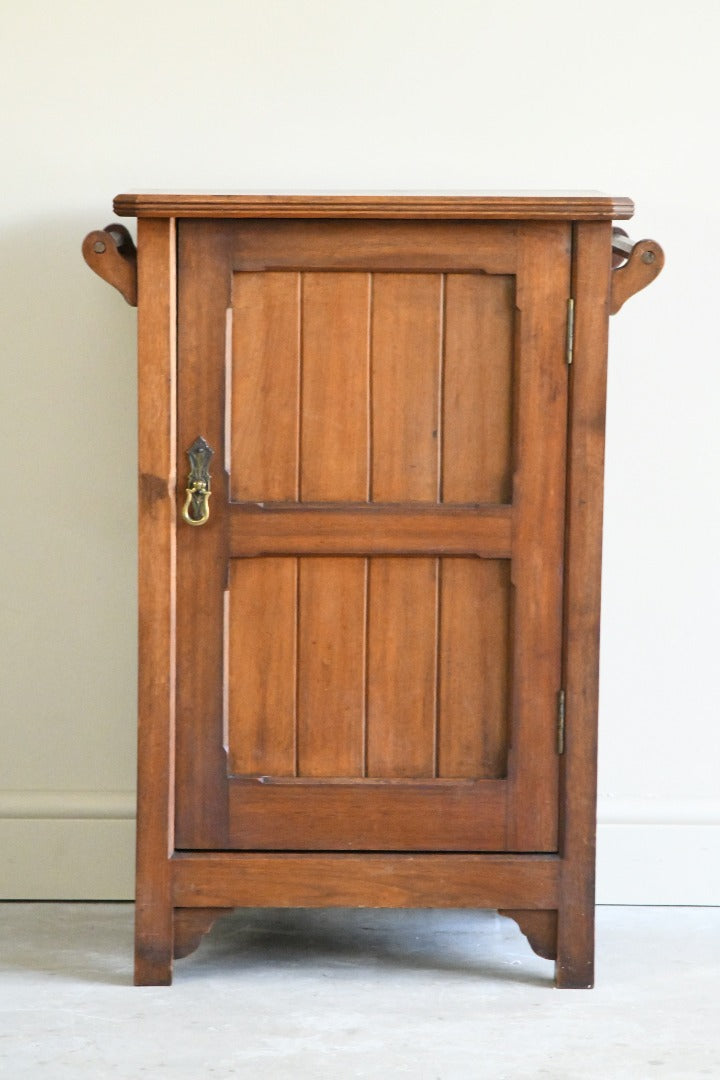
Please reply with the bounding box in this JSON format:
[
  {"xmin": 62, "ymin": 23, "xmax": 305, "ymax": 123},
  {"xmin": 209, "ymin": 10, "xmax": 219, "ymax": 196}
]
[
  {"xmin": 135, "ymin": 217, "xmax": 176, "ymax": 985},
  {"xmin": 443, "ymin": 274, "xmax": 514, "ymax": 504},
  {"xmin": 230, "ymin": 272, "xmax": 299, "ymax": 501}
]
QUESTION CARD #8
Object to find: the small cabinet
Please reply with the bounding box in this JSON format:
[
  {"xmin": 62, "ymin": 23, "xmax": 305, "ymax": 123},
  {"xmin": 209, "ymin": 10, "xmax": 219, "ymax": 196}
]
[{"xmin": 84, "ymin": 193, "xmax": 663, "ymax": 987}]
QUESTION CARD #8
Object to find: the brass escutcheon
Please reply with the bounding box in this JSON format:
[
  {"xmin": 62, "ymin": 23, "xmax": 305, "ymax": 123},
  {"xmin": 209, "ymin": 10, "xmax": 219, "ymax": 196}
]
[{"xmin": 182, "ymin": 436, "xmax": 214, "ymax": 526}]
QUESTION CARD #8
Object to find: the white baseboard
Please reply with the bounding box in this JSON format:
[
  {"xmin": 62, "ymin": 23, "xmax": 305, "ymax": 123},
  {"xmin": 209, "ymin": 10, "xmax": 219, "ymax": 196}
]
[
  {"xmin": 596, "ymin": 796, "xmax": 720, "ymax": 905},
  {"xmin": 1, "ymin": 792, "xmax": 718, "ymax": 904},
  {"xmin": 0, "ymin": 792, "xmax": 135, "ymax": 900}
]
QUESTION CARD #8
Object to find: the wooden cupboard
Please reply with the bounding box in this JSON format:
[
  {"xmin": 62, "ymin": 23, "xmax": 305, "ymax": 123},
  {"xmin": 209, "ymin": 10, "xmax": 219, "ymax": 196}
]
[{"xmin": 83, "ymin": 193, "xmax": 663, "ymax": 986}]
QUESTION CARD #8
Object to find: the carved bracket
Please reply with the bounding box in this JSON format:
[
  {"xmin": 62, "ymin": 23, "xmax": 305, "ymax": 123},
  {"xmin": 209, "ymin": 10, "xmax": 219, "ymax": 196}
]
[
  {"xmin": 173, "ymin": 907, "xmax": 234, "ymax": 959},
  {"xmin": 498, "ymin": 908, "xmax": 558, "ymax": 961},
  {"xmin": 82, "ymin": 222, "xmax": 138, "ymax": 306},
  {"xmin": 610, "ymin": 231, "xmax": 664, "ymax": 315}
]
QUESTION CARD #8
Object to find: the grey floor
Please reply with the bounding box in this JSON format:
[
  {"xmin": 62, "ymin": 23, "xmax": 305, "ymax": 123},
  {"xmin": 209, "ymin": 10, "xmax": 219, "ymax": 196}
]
[{"xmin": 0, "ymin": 905, "xmax": 718, "ymax": 1078}]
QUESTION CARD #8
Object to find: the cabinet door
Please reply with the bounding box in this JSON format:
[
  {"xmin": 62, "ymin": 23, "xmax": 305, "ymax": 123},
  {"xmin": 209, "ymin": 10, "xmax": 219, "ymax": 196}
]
[{"xmin": 174, "ymin": 219, "xmax": 569, "ymax": 852}]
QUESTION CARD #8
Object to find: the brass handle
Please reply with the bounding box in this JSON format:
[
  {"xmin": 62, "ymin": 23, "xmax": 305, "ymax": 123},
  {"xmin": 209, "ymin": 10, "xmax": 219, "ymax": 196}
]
[
  {"xmin": 182, "ymin": 482, "xmax": 211, "ymax": 527},
  {"xmin": 181, "ymin": 436, "xmax": 214, "ymax": 527}
]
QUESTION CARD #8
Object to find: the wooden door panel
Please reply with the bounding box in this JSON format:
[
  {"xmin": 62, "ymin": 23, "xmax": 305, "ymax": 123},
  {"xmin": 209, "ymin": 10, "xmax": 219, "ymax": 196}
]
[
  {"xmin": 228, "ymin": 265, "xmax": 516, "ymax": 508},
  {"xmin": 226, "ymin": 776, "xmax": 507, "ymax": 850},
  {"xmin": 175, "ymin": 219, "xmax": 569, "ymax": 853},
  {"xmin": 226, "ymin": 555, "xmax": 510, "ymax": 785}
]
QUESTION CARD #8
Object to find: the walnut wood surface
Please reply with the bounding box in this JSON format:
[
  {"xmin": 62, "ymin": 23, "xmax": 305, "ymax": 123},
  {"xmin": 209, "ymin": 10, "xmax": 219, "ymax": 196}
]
[
  {"xmin": 227, "ymin": 504, "xmax": 512, "ymax": 558},
  {"xmin": 134, "ymin": 219, "xmax": 177, "ymax": 986},
  {"xmin": 102, "ymin": 194, "xmax": 663, "ymax": 986},
  {"xmin": 82, "ymin": 224, "xmax": 137, "ymax": 305},
  {"xmin": 114, "ymin": 192, "xmax": 634, "ymax": 220},
  {"xmin": 174, "ymin": 218, "xmax": 567, "ymax": 856},
  {"xmin": 610, "ymin": 238, "xmax": 665, "ymax": 314},
  {"xmin": 499, "ymin": 909, "xmax": 558, "ymax": 961},
  {"xmin": 172, "ymin": 853, "xmax": 560, "ymax": 910},
  {"xmin": 556, "ymin": 222, "xmax": 613, "ymax": 989},
  {"xmin": 173, "ymin": 907, "xmax": 233, "ymax": 959}
]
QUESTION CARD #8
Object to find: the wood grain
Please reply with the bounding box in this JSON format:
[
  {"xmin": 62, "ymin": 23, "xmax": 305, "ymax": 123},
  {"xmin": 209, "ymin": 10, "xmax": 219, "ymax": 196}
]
[
  {"xmin": 371, "ymin": 274, "xmax": 440, "ymax": 502},
  {"xmin": 227, "ymin": 777, "xmax": 506, "ymax": 849},
  {"xmin": 228, "ymin": 503, "xmax": 512, "ymax": 557},
  {"xmin": 504, "ymin": 223, "xmax": 570, "ymax": 852},
  {"xmin": 499, "ymin": 909, "xmax": 558, "ymax": 961},
  {"xmin": 230, "ymin": 271, "xmax": 299, "ymax": 501},
  {"xmin": 226, "ymin": 558, "xmax": 297, "ymax": 777},
  {"xmin": 174, "ymin": 223, "xmax": 232, "ymax": 848},
  {"xmin": 366, "ymin": 559, "xmax": 438, "ymax": 777},
  {"xmin": 297, "ymin": 558, "xmax": 366, "ymax": 777},
  {"xmin": 610, "ymin": 238, "xmax": 664, "ymax": 314},
  {"xmin": 134, "ymin": 217, "xmax": 176, "ymax": 986},
  {"xmin": 115, "ymin": 191, "xmax": 634, "ymax": 220},
  {"xmin": 172, "ymin": 852, "xmax": 560, "ymax": 910},
  {"xmin": 300, "ymin": 272, "xmax": 370, "ymax": 501},
  {"xmin": 438, "ymin": 559, "xmax": 511, "ymax": 779},
  {"xmin": 555, "ymin": 221, "xmax": 612, "ymax": 989},
  {"xmin": 442, "ymin": 274, "xmax": 514, "ymax": 504},
  {"xmin": 173, "ymin": 907, "xmax": 233, "ymax": 959}
]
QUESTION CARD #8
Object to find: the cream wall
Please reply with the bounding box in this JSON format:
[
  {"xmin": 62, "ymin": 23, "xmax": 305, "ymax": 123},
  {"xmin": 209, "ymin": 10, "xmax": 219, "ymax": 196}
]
[{"xmin": 1, "ymin": 0, "xmax": 718, "ymax": 902}]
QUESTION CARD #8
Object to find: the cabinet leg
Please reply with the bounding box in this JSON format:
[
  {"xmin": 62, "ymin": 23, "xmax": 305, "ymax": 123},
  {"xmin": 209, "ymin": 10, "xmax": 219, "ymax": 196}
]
[
  {"xmin": 555, "ymin": 902, "xmax": 595, "ymax": 989},
  {"xmin": 134, "ymin": 903, "xmax": 173, "ymax": 986}
]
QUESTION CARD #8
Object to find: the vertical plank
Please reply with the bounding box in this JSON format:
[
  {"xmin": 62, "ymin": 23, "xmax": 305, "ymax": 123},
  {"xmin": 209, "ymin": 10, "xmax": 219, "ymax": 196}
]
[
  {"xmin": 300, "ymin": 273, "xmax": 370, "ymax": 501},
  {"xmin": 226, "ymin": 559, "xmax": 297, "ymax": 777},
  {"xmin": 230, "ymin": 272, "xmax": 299, "ymax": 501},
  {"xmin": 505, "ymin": 223, "xmax": 570, "ymax": 850},
  {"xmin": 371, "ymin": 274, "xmax": 441, "ymax": 502},
  {"xmin": 443, "ymin": 274, "xmax": 515, "ymax": 504},
  {"xmin": 438, "ymin": 559, "xmax": 510, "ymax": 779},
  {"xmin": 556, "ymin": 221, "xmax": 612, "ymax": 989},
  {"xmin": 135, "ymin": 217, "xmax": 176, "ymax": 985},
  {"xmin": 297, "ymin": 558, "xmax": 366, "ymax": 777},
  {"xmin": 366, "ymin": 559, "xmax": 437, "ymax": 777},
  {"xmin": 297, "ymin": 274, "xmax": 370, "ymax": 775}
]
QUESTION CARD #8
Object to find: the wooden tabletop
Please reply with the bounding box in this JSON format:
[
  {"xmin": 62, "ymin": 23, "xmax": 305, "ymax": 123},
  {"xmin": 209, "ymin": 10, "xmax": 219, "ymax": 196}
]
[{"xmin": 113, "ymin": 192, "xmax": 634, "ymax": 220}]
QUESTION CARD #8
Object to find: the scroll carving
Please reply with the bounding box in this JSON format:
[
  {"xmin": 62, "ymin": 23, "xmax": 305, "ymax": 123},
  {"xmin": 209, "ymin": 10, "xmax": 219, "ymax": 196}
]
[
  {"xmin": 498, "ymin": 908, "xmax": 558, "ymax": 961},
  {"xmin": 82, "ymin": 222, "xmax": 138, "ymax": 306},
  {"xmin": 610, "ymin": 236, "xmax": 664, "ymax": 315},
  {"xmin": 173, "ymin": 907, "xmax": 234, "ymax": 959}
]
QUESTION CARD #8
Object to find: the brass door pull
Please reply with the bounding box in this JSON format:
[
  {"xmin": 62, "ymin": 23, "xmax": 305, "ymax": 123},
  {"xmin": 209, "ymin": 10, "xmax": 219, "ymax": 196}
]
[{"xmin": 182, "ymin": 436, "xmax": 214, "ymax": 526}]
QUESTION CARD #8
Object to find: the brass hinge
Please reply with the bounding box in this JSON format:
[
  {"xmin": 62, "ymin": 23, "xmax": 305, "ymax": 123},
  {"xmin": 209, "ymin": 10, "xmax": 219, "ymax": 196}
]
[
  {"xmin": 566, "ymin": 298, "xmax": 575, "ymax": 365},
  {"xmin": 557, "ymin": 690, "xmax": 566, "ymax": 754}
]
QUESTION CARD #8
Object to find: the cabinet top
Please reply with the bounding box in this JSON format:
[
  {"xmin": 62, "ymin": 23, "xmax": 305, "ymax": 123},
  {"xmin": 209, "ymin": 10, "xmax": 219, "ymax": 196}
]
[{"xmin": 113, "ymin": 191, "xmax": 634, "ymax": 220}]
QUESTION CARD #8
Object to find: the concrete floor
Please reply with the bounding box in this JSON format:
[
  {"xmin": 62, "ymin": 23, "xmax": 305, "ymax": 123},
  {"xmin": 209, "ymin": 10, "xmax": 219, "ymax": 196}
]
[{"xmin": 0, "ymin": 905, "xmax": 718, "ymax": 1078}]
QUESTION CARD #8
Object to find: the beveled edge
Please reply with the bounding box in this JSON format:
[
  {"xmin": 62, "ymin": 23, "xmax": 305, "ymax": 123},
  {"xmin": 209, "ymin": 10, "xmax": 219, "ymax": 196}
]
[{"xmin": 114, "ymin": 192, "xmax": 635, "ymax": 221}]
